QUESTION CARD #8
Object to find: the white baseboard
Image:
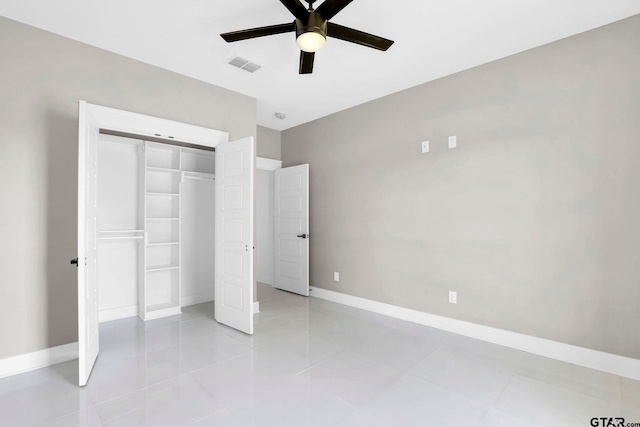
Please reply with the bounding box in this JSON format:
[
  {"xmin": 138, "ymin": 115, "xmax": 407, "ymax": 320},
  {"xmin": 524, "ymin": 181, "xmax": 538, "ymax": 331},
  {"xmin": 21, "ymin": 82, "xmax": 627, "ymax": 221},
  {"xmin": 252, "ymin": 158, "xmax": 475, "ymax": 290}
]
[
  {"xmin": 253, "ymin": 301, "xmax": 260, "ymax": 314},
  {"xmin": 310, "ymin": 286, "xmax": 640, "ymax": 381},
  {"xmin": 99, "ymin": 305, "xmax": 138, "ymax": 323},
  {"xmin": 182, "ymin": 293, "xmax": 215, "ymax": 307},
  {"xmin": 0, "ymin": 342, "xmax": 79, "ymax": 379}
]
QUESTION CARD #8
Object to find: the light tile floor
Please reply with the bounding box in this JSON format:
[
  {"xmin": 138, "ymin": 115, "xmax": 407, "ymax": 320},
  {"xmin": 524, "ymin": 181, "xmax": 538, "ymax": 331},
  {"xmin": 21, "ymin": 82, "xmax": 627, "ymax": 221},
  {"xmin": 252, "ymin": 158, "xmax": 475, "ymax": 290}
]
[{"xmin": 1, "ymin": 283, "xmax": 638, "ymax": 426}]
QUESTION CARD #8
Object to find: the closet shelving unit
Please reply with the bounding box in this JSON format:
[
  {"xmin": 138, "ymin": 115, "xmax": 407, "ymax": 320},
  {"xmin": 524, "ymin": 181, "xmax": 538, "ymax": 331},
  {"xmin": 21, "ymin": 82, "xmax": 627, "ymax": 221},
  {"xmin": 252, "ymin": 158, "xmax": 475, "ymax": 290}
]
[
  {"xmin": 142, "ymin": 142, "xmax": 182, "ymax": 320},
  {"xmin": 94, "ymin": 132, "xmax": 219, "ymax": 324}
]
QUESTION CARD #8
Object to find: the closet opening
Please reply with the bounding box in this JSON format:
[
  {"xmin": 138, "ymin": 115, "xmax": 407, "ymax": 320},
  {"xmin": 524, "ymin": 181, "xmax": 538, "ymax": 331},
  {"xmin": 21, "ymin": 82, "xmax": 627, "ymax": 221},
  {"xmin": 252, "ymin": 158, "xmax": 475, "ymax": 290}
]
[
  {"xmin": 78, "ymin": 101, "xmax": 256, "ymax": 386},
  {"xmin": 97, "ymin": 132, "xmax": 216, "ymax": 323}
]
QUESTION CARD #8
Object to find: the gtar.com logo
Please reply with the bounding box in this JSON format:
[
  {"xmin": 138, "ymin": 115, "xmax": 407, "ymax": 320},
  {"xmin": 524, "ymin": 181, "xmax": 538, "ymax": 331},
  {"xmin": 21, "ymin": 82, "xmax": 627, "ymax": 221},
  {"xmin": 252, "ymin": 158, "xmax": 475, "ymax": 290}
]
[
  {"xmin": 590, "ymin": 419, "xmax": 624, "ymax": 427},
  {"xmin": 590, "ymin": 418, "xmax": 640, "ymax": 427}
]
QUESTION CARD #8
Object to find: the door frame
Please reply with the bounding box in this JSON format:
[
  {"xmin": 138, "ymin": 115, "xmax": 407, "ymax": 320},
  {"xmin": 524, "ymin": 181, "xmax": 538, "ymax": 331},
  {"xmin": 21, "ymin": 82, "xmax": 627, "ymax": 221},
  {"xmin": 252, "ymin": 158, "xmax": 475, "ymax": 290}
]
[
  {"xmin": 255, "ymin": 157, "xmax": 282, "ymax": 301},
  {"xmin": 79, "ymin": 102, "xmax": 229, "ymax": 148}
]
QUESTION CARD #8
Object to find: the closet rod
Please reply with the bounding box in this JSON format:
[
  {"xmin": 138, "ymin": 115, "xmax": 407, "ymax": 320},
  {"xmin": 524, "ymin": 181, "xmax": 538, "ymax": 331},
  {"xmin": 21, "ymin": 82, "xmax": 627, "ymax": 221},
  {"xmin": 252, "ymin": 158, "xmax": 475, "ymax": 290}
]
[{"xmin": 99, "ymin": 129, "xmax": 215, "ymax": 152}]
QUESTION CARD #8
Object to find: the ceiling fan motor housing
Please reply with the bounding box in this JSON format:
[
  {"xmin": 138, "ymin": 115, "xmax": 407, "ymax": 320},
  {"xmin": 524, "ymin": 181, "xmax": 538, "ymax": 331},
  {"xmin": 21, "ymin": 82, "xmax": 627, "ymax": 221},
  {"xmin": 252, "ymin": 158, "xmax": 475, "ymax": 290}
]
[{"xmin": 295, "ymin": 12, "xmax": 327, "ymax": 40}]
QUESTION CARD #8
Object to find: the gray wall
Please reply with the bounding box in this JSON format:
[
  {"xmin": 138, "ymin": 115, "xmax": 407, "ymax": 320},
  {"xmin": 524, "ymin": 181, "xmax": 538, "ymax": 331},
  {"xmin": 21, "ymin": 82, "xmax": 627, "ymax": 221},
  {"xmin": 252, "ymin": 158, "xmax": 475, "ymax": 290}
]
[
  {"xmin": 282, "ymin": 15, "xmax": 640, "ymax": 359},
  {"xmin": 257, "ymin": 125, "xmax": 282, "ymax": 160},
  {"xmin": 0, "ymin": 17, "xmax": 256, "ymax": 359}
]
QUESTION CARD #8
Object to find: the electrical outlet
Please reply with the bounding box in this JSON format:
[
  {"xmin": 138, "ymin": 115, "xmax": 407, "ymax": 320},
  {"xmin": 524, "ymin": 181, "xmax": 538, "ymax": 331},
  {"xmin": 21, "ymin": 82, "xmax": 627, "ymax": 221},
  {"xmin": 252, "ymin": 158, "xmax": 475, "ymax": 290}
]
[
  {"xmin": 334, "ymin": 272, "xmax": 340, "ymax": 282},
  {"xmin": 448, "ymin": 135, "xmax": 457, "ymax": 149},
  {"xmin": 421, "ymin": 140, "xmax": 429, "ymax": 153},
  {"xmin": 449, "ymin": 291, "xmax": 457, "ymax": 304}
]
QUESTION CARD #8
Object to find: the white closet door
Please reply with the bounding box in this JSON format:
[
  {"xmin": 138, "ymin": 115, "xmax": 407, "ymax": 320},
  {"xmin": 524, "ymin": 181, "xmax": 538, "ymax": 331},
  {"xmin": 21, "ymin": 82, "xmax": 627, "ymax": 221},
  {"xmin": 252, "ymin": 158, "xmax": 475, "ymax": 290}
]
[
  {"xmin": 274, "ymin": 164, "xmax": 309, "ymax": 296},
  {"xmin": 77, "ymin": 101, "xmax": 100, "ymax": 386},
  {"xmin": 215, "ymin": 137, "xmax": 255, "ymax": 334}
]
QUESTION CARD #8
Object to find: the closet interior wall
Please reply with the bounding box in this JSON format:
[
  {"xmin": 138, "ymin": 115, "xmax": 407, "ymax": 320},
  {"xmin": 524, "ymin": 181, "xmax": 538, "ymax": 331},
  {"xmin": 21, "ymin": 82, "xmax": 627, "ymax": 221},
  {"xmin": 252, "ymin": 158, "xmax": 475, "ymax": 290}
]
[
  {"xmin": 96, "ymin": 133, "xmax": 215, "ymax": 323},
  {"xmin": 256, "ymin": 169, "xmax": 275, "ymax": 286}
]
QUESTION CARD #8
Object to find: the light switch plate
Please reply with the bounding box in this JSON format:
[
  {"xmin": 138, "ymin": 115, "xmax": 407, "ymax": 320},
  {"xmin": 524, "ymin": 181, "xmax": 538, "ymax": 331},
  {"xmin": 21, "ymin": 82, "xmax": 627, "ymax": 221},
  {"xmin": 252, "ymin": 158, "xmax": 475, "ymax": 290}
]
[
  {"xmin": 421, "ymin": 141, "xmax": 429, "ymax": 153},
  {"xmin": 448, "ymin": 136, "xmax": 457, "ymax": 149},
  {"xmin": 449, "ymin": 291, "xmax": 457, "ymax": 304},
  {"xmin": 334, "ymin": 272, "xmax": 340, "ymax": 282}
]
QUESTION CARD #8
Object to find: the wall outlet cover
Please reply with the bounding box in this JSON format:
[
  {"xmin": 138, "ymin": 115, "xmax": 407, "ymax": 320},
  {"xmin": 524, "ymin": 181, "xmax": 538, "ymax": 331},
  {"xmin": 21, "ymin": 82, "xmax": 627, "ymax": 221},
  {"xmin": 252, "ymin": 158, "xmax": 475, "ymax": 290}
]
[
  {"xmin": 421, "ymin": 141, "xmax": 429, "ymax": 153},
  {"xmin": 448, "ymin": 136, "xmax": 457, "ymax": 149}
]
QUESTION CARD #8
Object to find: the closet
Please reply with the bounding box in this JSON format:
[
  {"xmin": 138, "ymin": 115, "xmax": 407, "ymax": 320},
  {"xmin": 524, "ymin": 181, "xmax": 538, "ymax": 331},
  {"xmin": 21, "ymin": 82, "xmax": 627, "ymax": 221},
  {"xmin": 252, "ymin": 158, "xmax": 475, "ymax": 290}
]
[
  {"xmin": 96, "ymin": 133, "xmax": 215, "ymax": 322},
  {"xmin": 78, "ymin": 101, "xmax": 256, "ymax": 386}
]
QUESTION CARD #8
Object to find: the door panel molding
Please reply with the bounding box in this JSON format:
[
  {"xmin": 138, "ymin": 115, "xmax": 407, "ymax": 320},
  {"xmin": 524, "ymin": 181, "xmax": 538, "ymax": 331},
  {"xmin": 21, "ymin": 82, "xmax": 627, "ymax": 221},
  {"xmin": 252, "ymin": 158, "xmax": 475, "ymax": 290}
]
[{"xmin": 215, "ymin": 137, "xmax": 255, "ymax": 334}]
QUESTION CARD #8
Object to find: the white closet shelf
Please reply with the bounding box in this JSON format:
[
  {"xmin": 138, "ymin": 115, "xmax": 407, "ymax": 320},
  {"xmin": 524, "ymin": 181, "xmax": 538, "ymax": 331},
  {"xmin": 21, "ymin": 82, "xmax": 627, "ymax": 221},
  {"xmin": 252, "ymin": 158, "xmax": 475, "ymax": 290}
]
[
  {"xmin": 146, "ymin": 192, "xmax": 179, "ymax": 196},
  {"xmin": 147, "ymin": 166, "xmax": 180, "ymax": 173},
  {"xmin": 146, "ymin": 265, "xmax": 180, "ymax": 272},
  {"xmin": 147, "ymin": 240, "xmax": 179, "ymax": 245},
  {"xmin": 99, "ymin": 236, "xmax": 144, "ymax": 241},
  {"xmin": 182, "ymin": 171, "xmax": 215, "ymax": 179}
]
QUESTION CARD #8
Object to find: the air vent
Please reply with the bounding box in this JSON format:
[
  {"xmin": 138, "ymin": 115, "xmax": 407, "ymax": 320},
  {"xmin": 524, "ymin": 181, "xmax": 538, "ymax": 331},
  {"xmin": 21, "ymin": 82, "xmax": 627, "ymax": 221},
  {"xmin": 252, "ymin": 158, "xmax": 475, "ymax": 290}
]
[{"xmin": 227, "ymin": 56, "xmax": 262, "ymax": 73}]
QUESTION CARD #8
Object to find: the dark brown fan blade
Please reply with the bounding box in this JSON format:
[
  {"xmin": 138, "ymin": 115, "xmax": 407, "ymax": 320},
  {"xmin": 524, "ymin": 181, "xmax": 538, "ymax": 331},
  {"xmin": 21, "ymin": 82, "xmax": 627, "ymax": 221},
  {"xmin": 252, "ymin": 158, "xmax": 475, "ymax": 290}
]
[
  {"xmin": 315, "ymin": 0, "xmax": 354, "ymax": 21},
  {"xmin": 299, "ymin": 51, "xmax": 315, "ymax": 74},
  {"xmin": 327, "ymin": 22, "xmax": 394, "ymax": 51},
  {"xmin": 280, "ymin": 0, "xmax": 309, "ymax": 21},
  {"xmin": 221, "ymin": 22, "xmax": 295, "ymax": 42}
]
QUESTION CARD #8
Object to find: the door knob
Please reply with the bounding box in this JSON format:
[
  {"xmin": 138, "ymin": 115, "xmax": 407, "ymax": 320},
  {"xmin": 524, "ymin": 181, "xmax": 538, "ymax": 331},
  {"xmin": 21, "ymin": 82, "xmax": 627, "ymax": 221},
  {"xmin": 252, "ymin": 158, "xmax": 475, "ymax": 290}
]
[
  {"xmin": 70, "ymin": 258, "xmax": 78, "ymax": 266},
  {"xmin": 297, "ymin": 234, "xmax": 309, "ymax": 239}
]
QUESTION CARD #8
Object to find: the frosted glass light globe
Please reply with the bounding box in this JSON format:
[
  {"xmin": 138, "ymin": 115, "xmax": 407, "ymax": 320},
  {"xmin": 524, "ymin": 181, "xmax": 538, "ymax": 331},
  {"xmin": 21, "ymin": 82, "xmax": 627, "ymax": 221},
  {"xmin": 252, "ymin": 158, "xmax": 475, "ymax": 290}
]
[{"xmin": 296, "ymin": 31, "xmax": 326, "ymax": 52}]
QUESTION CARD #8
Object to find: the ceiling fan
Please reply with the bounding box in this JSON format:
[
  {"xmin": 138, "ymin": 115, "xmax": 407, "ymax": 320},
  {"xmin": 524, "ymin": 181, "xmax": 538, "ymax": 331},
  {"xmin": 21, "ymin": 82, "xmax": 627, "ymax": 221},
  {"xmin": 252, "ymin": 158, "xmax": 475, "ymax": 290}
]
[{"xmin": 220, "ymin": 0, "xmax": 394, "ymax": 74}]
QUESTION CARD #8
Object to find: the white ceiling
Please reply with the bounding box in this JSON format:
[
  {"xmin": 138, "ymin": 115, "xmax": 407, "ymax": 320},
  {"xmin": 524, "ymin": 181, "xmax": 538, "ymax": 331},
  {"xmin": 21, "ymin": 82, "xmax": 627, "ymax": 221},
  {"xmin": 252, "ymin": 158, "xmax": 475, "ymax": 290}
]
[{"xmin": 1, "ymin": 1, "xmax": 639, "ymax": 130}]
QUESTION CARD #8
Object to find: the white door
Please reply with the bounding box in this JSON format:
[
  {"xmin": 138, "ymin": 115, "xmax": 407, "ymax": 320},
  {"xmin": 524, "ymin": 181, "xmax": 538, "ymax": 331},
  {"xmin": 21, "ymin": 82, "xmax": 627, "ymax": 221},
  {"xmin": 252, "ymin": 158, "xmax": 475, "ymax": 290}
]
[
  {"xmin": 215, "ymin": 137, "xmax": 255, "ymax": 334},
  {"xmin": 77, "ymin": 101, "xmax": 100, "ymax": 386},
  {"xmin": 274, "ymin": 164, "xmax": 309, "ymax": 296}
]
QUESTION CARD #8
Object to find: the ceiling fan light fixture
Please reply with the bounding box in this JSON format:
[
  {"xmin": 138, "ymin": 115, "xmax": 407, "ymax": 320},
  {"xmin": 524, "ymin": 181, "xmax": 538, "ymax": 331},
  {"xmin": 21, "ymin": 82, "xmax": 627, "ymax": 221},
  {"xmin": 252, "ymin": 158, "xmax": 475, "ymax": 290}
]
[
  {"xmin": 295, "ymin": 12, "xmax": 327, "ymax": 53},
  {"xmin": 296, "ymin": 31, "xmax": 326, "ymax": 52}
]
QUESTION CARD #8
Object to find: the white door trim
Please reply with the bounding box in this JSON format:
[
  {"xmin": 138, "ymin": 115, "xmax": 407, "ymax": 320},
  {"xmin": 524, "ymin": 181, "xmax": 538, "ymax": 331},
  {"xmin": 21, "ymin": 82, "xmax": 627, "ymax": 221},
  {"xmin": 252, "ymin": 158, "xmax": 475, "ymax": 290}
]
[{"xmin": 84, "ymin": 102, "xmax": 228, "ymax": 147}]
